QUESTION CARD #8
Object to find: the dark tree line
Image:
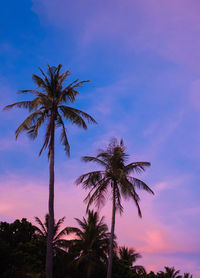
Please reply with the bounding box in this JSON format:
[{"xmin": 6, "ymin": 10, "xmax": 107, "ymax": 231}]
[{"xmin": 0, "ymin": 215, "xmax": 192, "ymax": 278}]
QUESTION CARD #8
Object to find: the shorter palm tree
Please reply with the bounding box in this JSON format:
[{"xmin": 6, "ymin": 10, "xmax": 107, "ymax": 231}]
[
  {"xmin": 118, "ymin": 246, "xmax": 146, "ymax": 275},
  {"xmin": 34, "ymin": 214, "xmax": 68, "ymax": 253},
  {"xmin": 77, "ymin": 138, "xmax": 153, "ymax": 278},
  {"xmin": 157, "ymin": 267, "xmax": 182, "ymax": 278},
  {"xmin": 119, "ymin": 246, "xmax": 141, "ymax": 267},
  {"xmin": 66, "ymin": 210, "xmax": 111, "ymax": 278},
  {"xmin": 183, "ymin": 273, "xmax": 193, "ymax": 278}
]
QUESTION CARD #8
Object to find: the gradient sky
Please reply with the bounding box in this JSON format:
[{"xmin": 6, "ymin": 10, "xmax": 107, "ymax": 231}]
[{"xmin": 1, "ymin": 0, "xmax": 200, "ymax": 276}]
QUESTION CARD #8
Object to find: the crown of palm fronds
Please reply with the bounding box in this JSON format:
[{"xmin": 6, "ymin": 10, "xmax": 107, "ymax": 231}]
[
  {"xmin": 77, "ymin": 138, "xmax": 153, "ymax": 217},
  {"xmin": 66, "ymin": 210, "xmax": 112, "ymax": 264},
  {"xmin": 157, "ymin": 267, "xmax": 182, "ymax": 278},
  {"xmin": 119, "ymin": 246, "xmax": 141, "ymax": 266},
  {"xmin": 4, "ymin": 64, "xmax": 96, "ymax": 156},
  {"xmin": 34, "ymin": 214, "xmax": 68, "ymax": 250}
]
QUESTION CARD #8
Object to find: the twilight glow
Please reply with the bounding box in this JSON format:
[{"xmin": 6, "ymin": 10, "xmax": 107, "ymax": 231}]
[{"xmin": 1, "ymin": 0, "xmax": 200, "ymax": 276}]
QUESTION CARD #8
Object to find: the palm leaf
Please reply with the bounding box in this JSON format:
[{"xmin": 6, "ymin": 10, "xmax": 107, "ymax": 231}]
[
  {"xmin": 81, "ymin": 156, "xmax": 107, "ymax": 167},
  {"xmin": 57, "ymin": 113, "xmax": 70, "ymax": 156},
  {"xmin": 59, "ymin": 105, "xmax": 96, "ymax": 129},
  {"xmin": 15, "ymin": 110, "xmax": 43, "ymax": 138},
  {"xmin": 130, "ymin": 189, "xmax": 142, "ymax": 217},
  {"xmin": 4, "ymin": 99, "xmax": 40, "ymax": 112},
  {"xmin": 128, "ymin": 176, "xmax": 154, "ymax": 195},
  {"xmin": 125, "ymin": 161, "xmax": 151, "ymax": 174},
  {"xmin": 27, "ymin": 112, "xmax": 46, "ymax": 140},
  {"xmin": 32, "ymin": 74, "xmax": 49, "ymax": 90},
  {"xmin": 39, "ymin": 118, "xmax": 52, "ymax": 156},
  {"xmin": 34, "ymin": 216, "xmax": 47, "ymax": 236}
]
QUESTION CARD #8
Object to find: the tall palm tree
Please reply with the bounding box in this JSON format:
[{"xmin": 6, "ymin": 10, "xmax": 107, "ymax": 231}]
[
  {"xmin": 4, "ymin": 64, "xmax": 96, "ymax": 278},
  {"xmin": 76, "ymin": 138, "xmax": 153, "ymax": 278},
  {"xmin": 66, "ymin": 210, "xmax": 111, "ymax": 278},
  {"xmin": 34, "ymin": 214, "xmax": 68, "ymax": 253}
]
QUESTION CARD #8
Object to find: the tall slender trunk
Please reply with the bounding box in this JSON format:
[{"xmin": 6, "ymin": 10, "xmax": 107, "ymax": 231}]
[
  {"xmin": 107, "ymin": 183, "xmax": 116, "ymax": 278},
  {"xmin": 46, "ymin": 116, "xmax": 55, "ymax": 278}
]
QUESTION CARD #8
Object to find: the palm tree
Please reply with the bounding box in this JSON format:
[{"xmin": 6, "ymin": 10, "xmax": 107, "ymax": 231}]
[
  {"xmin": 119, "ymin": 246, "xmax": 141, "ymax": 267},
  {"xmin": 157, "ymin": 267, "xmax": 182, "ymax": 278},
  {"xmin": 4, "ymin": 64, "xmax": 96, "ymax": 278},
  {"xmin": 76, "ymin": 138, "xmax": 153, "ymax": 278},
  {"xmin": 66, "ymin": 210, "xmax": 111, "ymax": 278},
  {"xmin": 183, "ymin": 273, "xmax": 193, "ymax": 278},
  {"xmin": 34, "ymin": 214, "xmax": 68, "ymax": 253},
  {"xmin": 118, "ymin": 246, "xmax": 146, "ymax": 274}
]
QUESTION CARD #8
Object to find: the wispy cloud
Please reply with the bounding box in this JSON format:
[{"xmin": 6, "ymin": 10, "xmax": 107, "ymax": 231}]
[{"xmin": 33, "ymin": 0, "xmax": 200, "ymax": 73}]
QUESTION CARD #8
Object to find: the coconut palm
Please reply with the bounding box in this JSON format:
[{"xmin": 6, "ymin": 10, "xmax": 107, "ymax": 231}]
[
  {"xmin": 157, "ymin": 267, "xmax": 182, "ymax": 278},
  {"xmin": 183, "ymin": 273, "xmax": 193, "ymax": 278},
  {"xmin": 76, "ymin": 138, "xmax": 153, "ymax": 278},
  {"xmin": 119, "ymin": 246, "xmax": 141, "ymax": 267},
  {"xmin": 4, "ymin": 64, "xmax": 96, "ymax": 278},
  {"xmin": 118, "ymin": 246, "xmax": 146, "ymax": 275},
  {"xmin": 34, "ymin": 214, "xmax": 68, "ymax": 253},
  {"xmin": 66, "ymin": 210, "xmax": 111, "ymax": 278}
]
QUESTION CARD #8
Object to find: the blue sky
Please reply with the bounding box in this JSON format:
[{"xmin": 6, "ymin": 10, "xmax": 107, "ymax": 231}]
[{"xmin": 1, "ymin": 0, "xmax": 200, "ymax": 276}]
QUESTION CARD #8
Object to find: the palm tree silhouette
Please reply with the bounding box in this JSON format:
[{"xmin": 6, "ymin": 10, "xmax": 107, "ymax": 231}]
[
  {"xmin": 77, "ymin": 138, "xmax": 153, "ymax": 278},
  {"xmin": 119, "ymin": 246, "xmax": 141, "ymax": 267},
  {"xmin": 158, "ymin": 267, "xmax": 182, "ymax": 278},
  {"xmin": 4, "ymin": 64, "xmax": 96, "ymax": 278},
  {"xmin": 66, "ymin": 210, "xmax": 111, "ymax": 278},
  {"xmin": 34, "ymin": 214, "xmax": 68, "ymax": 253},
  {"xmin": 118, "ymin": 246, "xmax": 146, "ymax": 274},
  {"xmin": 183, "ymin": 273, "xmax": 193, "ymax": 278}
]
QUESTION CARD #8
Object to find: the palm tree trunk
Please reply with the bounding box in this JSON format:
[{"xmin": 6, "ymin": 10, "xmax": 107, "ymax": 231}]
[
  {"xmin": 107, "ymin": 184, "xmax": 116, "ymax": 278},
  {"xmin": 46, "ymin": 117, "xmax": 55, "ymax": 278}
]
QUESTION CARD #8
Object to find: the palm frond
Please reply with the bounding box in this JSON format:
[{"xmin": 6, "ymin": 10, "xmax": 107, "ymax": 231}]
[
  {"xmin": 66, "ymin": 227, "xmax": 82, "ymax": 235},
  {"xmin": 59, "ymin": 106, "xmax": 96, "ymax": 129},
  {"xmin": 96, "ymin": 151, "xmax": 112, "ymax": 164},
  {"xmin": 34, "ymin": 216, "xmax": 47, "ymax": 236},
  {"xmin": 18, "ymin": 90, "xmax": 50, "ymax": 105},
  {"xmin": 130, "ymin": 189, "xmax": 142, "ymax": 218},
  {"xmin": 27, "ymin": 112, "xmax": 46, "ymax": 140},
  {"xmin": 57, "ymin": 113, "xmax": 70, "ymax": 156},
  {"xmin": 59, "ymin": 106, "xmax": 87, "ymax": 129},
  {"xmin": 54, "ymin": 216, "xmax": 65, "ymax": 236},
  {"xmin": 32, "ymin": 74, "xmax": 48, "ymax": 90},
  {"xmin": 84, "ymin": 178, "xmax": 109, "ymax": 211},
  {"xmin": 76, "ymin": 171, "xmax": 103, "ymax": 187},
  {"xmin": 38, "ymin": 67, "xmax": 51, "ymax": 89},
  {"xmin": 81, "ymin": 156, "xmax": 107, "ymax": 167},
  {"xmin": 39, "ymin": 118, "xmax": 52, "ymax": 156},
  {"xmin": 4, "ymin": 99, "xmax": 41, "ymax": 112},
  {"xmin": 54, "ymin": 227, "xmax": 68, "ymax": 241},
  {"xmin": 115, "ymin": 186, "xmax": 123, "ymax": 214},
  {"xmin": 15, "ymin": 110, "xmax": 43, "ymax": 138},
  {"xmin": 125, "ymin": 161, "xmax": 151, "ymax": 174},
  {"xmin": 58, "ymin": 70, "xmax": 71, "ymax": 87},
  {"xmin": 128, "ymin": 176, "xmax": 154, "ymax": 195}
]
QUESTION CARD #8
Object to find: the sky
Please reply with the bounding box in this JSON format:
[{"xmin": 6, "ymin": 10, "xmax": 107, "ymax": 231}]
[{"xmin": 1, "ymin": 0, "xmax": 200, "ymax": 276}]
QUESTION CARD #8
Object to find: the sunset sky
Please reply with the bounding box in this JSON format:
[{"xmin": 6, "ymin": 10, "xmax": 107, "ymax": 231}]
[{"xmin": 1, "ymin": 0, "xmax": 200, "ymax": 276}]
